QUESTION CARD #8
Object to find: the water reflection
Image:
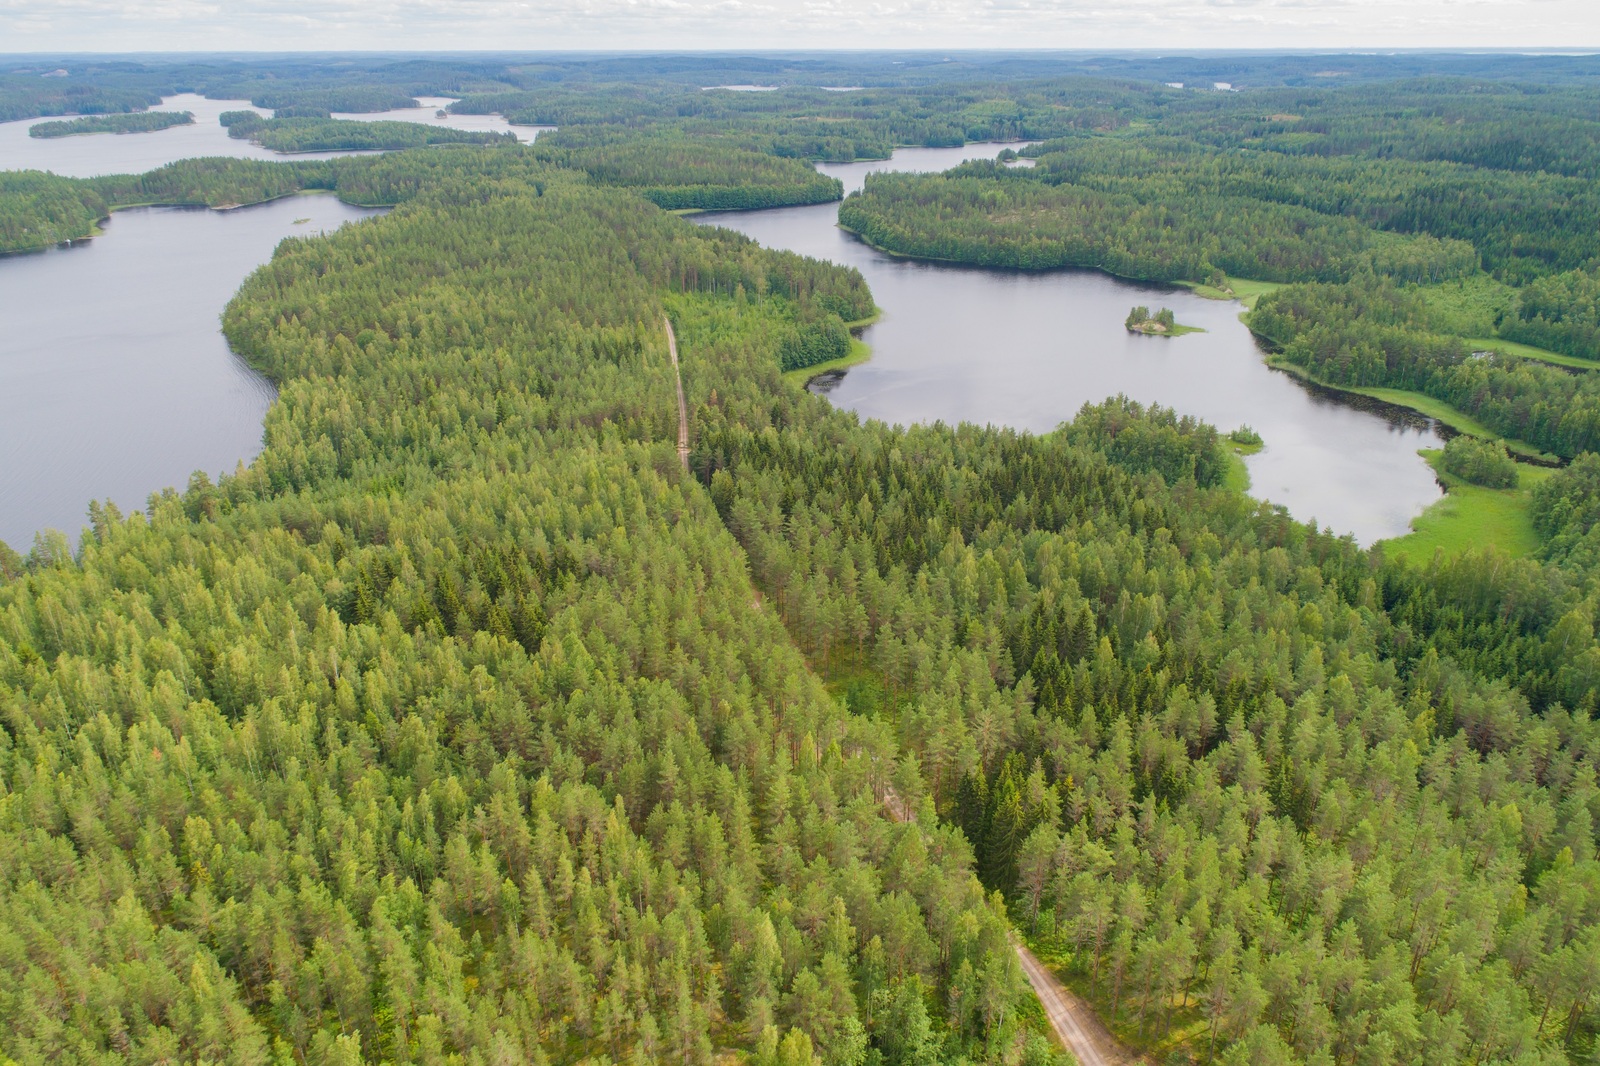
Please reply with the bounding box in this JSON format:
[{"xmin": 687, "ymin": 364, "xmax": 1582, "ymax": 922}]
[
  {"xmin": 697, "ymin": 144, "xmax": 1446, "ymax": 544},
  {"xmin": 0, "ymin": 196, "xmax": 383, "ymax": 549}
]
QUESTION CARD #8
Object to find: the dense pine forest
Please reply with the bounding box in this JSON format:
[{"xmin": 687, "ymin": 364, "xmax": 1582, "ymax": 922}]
[
  {"xmin": 28, "ymin": 110, "xmax": 195, "ymax": 138},
  {"xmin": 5, "ymin": 51, "xmax": 1600, "ymax": 1066}
]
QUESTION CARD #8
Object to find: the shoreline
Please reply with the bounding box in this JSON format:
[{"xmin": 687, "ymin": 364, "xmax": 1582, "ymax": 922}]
[{"xmin": 1262, "ymin": 356, "xmax": 1561, "ymax": 465}]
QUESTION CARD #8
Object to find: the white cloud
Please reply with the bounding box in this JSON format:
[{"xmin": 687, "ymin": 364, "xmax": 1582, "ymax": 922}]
[{"xmin": 1, "ymin": 0, "xmax": 1596, "ymax": 50}]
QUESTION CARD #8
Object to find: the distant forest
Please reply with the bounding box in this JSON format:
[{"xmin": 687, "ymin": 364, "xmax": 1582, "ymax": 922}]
[
  {"xmin": 5, "ymin": 51, "xmax": 1600, "ymax": 1066},
  {"xmin": 28, "ymin": 110, "xmax": 193, "ymax": 138}
]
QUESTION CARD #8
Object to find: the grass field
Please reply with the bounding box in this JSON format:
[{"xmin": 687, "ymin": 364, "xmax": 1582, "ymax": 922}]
[
  {"xmin": 1465, "ymin": 337, "xmax": 1600, "ymax": 372},
  {"xmin": 1223, "ymin": 444, "xmax": 1255, "ymax": 493},
  {"xmin": 1380, "ymin": 451, "xmax": 1554, "ymax": 561},
  {"xmin": 1182, "ymin": 275, "xmax": 1283, "ymax": 309}
]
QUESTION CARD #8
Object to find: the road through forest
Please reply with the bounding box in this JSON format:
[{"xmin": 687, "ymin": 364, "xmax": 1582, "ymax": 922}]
[
  {"xmin": 665, "ymin": 316, "xmax": 689, "ymax": 471},
  {"xmin": 879, "ymin": 789, "xmax": 1136, "ymax": 1066},
  {"xmin": 1016, "ymin": 941, "xmax": 1139, "ymax": 1066}
]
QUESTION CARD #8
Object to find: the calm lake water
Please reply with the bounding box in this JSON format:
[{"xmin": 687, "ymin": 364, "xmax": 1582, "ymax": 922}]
[
  {"xmin": 0, "ymin": 94, "xmax": 547, "ymax": 178},
  {"xmin": 0, "ymin": 132, "xmax": 1444, "ymax": 551},
  {"xmin": 0, "ymin": 91, "xmax": 546, "ymax": 550},
  {"xmin": 697, "ymin": 144, "xmax": 1447, "ymax": 544},
  {"xmin": 0, "ymin": 197, "xmax": 383, "ymax": 551}
]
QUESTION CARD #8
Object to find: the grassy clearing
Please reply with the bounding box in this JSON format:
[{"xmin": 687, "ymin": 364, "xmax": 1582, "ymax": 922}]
[
  {"xmin": 1182, "ymin": 275, "xmax": 1282, "ymax": 309},
  {"xmin": 1380, "ymin": 451, "xmax": 1555, "ymax": 562},
  {"xmin": 1466, "ymin": 336, "xmax": 1599, "ymax": 372},
  {"xmin": 783, "ymin": 337, "xmax": 872, "ymax": 386},
  {"xmin": 1222, "ymin": 446, "xmax": 1253, "ymax": 493}
]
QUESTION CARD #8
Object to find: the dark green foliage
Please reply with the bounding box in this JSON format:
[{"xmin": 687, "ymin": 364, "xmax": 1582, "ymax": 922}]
[
  {"xmin": 541, "ymin": 136, "xmax": 843, "ymax": 210},
  {"xmin": 1126, "ymin": 306, "xmax": 1176, "ymax": 332},
  {"xmin": 1059, "ymin": 397, "xmax": 1227, "ymax": 488},
  {"xmin": 1532, "ymin": 453, "xmax": 1600, "ymax": 567},
  {"xmin": 1021, "ymin": 134, "xmax": 1600, "ymax": 281},
  {"xmin": 8, "ymin": 56, "xmax": 1600, "ymax": 1066},
  {"xmin": 223, "ymin": 111, "xmax": 517, "ymax": 153},
  {"xmin": 840, "ymin": 167, "xmax": 1476, "ymax": 285},
  {"xmin": 0, "ymin": 79, "xmax": 164, "ymax": 123},
  {"xmin": 457, "ymin": 80, "xmax": 1131, "ymax": 163},
  {"xmin": 1503, "ymin": 267, "xmax": 1600, "ymax": 361},
  {"xmin": 779, "ymin": 311, "xmax": 851, "ymax": 371},
  {"xmin": 0, "ymin": 170, "xmax": 108, "ymax": 253},
  {"xmin": 28, "ymin": 110, "xmax": 193, "ymax": 137},
  {"xmin": 1252, "ymin": 278, "xmax": 1600, "ymax": 457},
  {"xmin": 94, "ymin": 156, "xmax": 338, "ymax": 208},
  {"xmin": 269, "ymin": 104, "xmax": 335, "ymax": 119},
  {"xmin": 1439, "ymin": 435, "xmax": 1520, "ymax": 488},
  {"xmin": 249, "ymin": 86, "xmax": 420, "ymax": 112}
]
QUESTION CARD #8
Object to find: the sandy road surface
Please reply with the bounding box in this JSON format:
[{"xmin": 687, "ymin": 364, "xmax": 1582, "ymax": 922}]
[
  {"xmin": 1015, "ymin": 941, "xmax": 1138, "ymax": 1066},
  {"xmin": 664, "ymin": 316, "xmax": 689, "ymax": 471}
]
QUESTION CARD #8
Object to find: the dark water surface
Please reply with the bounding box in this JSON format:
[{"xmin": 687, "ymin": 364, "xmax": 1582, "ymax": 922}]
[
  {"xmin": 697, "ymin": 145, "xmax": 1446, "ymax": 544},
  {"xmin": 0, "ymin": 196, "xmax": 383, "ymax": 550}
]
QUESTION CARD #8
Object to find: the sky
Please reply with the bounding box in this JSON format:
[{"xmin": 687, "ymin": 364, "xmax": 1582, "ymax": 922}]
[{"xmin": 2, "ymin": 0, "xmax": 1597, "ymax": 52}]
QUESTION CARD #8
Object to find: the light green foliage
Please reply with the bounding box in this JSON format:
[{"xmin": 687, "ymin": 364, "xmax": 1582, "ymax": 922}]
[
  {"xmin": 0, "ymin": 170, "xmax": 108, "ymax": 252},
  {"xmin": 1439, "ymin": 436, "xmax": 1520, "ymax": 488},
  {"xmin": 1383, "ymin": 450, "xmax": 1552, "ymax": 562},
  {"xmin": 0, "ymin": 156, "xmax": 1024, "ymax": 1065},
  {"xmin": 5, "ymin": 58, "xmax": 1600, "ymax": 1066},
  {"xmin": 1251, "ymin": 279, "xmax": 1600, "ymax": 458}
]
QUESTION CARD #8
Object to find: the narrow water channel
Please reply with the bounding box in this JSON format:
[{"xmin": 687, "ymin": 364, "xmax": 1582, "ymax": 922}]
[
  {"xmin": 695, "ymin": 145, "xmax": 1448, "ymax": 545},
  {"xmin": 0, "ymin": 196, "xmax": 383, "ymax": 550}
]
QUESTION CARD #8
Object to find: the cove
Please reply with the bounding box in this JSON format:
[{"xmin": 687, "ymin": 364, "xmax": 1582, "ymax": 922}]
[
  {"xmin": 695, "ymin": 144, "xmax": 1448, "ymax": 545},
  {"xmin": 0, "ymin": 195, "xmax": 383, "ymax": 550}
]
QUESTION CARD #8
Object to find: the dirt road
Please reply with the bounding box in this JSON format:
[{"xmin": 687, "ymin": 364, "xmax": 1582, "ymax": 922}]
[
  {"xmin": 1015, "ymin": 941, "xmax": 1137, "ymax": 1066},
  {"xmin": 664, "ymin": 315, "xmax": 689, "ymax": 471}
]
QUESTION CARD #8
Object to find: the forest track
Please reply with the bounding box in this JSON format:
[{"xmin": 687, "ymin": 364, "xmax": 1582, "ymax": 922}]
[
  {"xmin": 1015, "ymin": 942, "xmax": 1141, "ymax": 1066},
  {"xmin": 877, "ymin": 790, "xmax": 1135, "ymax": 1065},
  {"xmin": 665, "ymin": 315, "xmax": 689, "ymax": 471}
]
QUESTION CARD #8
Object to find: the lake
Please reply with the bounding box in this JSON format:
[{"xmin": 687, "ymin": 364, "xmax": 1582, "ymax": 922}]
[
  {"xmin": 0, "ymin": 132, "xmax": 1446, "ymax": 551},
  {"xmin": 696, "ymin": 145, "xmax": 1448, "ymax": 544},
  {"xmin": 0, "ymin": 196, "xmax": 383, "ymax": 551},
  {"xmin": 0, "ymin": 90, "xmax": 549, "ymax": 551},
  {"xmin": 0, "ymin": 94, "xmax": 548, "ymax": 179}
]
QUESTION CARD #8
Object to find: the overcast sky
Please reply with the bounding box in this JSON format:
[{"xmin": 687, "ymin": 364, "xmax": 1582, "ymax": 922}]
[{"xmin": 3, "ymin": 0, "xmax": 1597, "ymax": 53}]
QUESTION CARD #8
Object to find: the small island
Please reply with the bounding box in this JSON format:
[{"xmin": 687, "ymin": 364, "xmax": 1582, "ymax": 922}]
[
  {"xmin": 1126, "ymin": 305, "xmax": 1205, "ymax": 336},
  {"xmin": 29, "ymin": 111, "xmax": 194, "ymax": 138}
]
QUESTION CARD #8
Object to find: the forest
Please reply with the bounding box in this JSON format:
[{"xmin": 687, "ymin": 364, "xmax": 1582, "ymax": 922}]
[
  {"xmin": 28, "ymin": 111, "xmax": 194, "ymax": 138},
  {"xmin": 219, "ymin": 111, "xmax": 519, "ymax": 153},
  {"xmin": 5, "ymin": 54, "xmax": 1600, "ymax": 1066}
]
